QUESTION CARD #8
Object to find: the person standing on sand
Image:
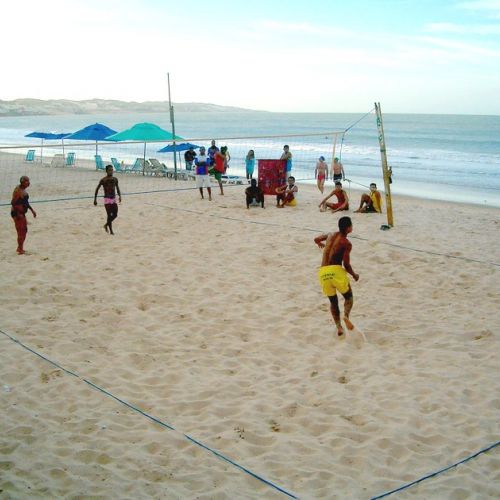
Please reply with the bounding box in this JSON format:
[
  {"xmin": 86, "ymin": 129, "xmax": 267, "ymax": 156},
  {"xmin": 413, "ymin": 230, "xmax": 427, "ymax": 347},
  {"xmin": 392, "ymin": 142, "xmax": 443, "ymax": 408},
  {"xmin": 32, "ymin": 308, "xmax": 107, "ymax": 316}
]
[
  {"xmin": 332, "ymin": 157, "xmax": 345, "ymax": 182},
  {"xmin": 207, "ymin": 139, "xmax": 219, "ymax": 167},
  {"xmin": 280, "ymin": 145, "xmax": 292, "ymax": 178},
  {"xmin": 245, "ymin": 149, "xmax": 256, "ymax": 179},
  {"xmin": 211, "ymin": 146, "xmax": 226, "ymax": 195},
  {"xmin": 314, "ymin": 216, "xmax": 359, "ymax": 337},
  {"xmin": 194, "ymin": 146, "xmax": 212, "ymax": 200},
  {"xmin": 11, "ymin": 176, "xmax": 36, "ymax": 254},
  {"xmin": 94, "ymin": 164, "xmax": 121, "ymax": 235},
  {"xmin": 315, "ymin": 156, "xmax": 328, "ymax": 193}
]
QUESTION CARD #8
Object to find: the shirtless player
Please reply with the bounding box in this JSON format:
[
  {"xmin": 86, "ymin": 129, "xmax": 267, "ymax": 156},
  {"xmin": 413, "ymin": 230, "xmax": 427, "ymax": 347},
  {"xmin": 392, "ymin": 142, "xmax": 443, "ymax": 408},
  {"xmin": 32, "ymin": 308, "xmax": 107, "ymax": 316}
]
[
  {"xmin": 314, "ymin": 216, "xmax": 359, "ymax": 336},
  {"xmin": 94, "ymin": 164, "xmax": 122, "ymax": 234}
]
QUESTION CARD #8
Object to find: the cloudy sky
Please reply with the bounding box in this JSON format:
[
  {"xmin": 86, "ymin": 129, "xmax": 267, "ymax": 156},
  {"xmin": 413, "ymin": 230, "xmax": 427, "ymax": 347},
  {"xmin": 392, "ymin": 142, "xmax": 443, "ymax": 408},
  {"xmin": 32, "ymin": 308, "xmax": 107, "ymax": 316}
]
[{"xmin": 2, "ymin": 0, "xmax": 499, "ymax": 113}]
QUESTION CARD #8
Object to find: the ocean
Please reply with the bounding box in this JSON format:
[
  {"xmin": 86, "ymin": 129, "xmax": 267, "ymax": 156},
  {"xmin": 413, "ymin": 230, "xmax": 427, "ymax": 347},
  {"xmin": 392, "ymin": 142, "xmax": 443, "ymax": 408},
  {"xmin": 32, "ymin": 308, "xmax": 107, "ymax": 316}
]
[{"xmin": 1, "ymin": 111, "xmax": 499, "ymax": 207}]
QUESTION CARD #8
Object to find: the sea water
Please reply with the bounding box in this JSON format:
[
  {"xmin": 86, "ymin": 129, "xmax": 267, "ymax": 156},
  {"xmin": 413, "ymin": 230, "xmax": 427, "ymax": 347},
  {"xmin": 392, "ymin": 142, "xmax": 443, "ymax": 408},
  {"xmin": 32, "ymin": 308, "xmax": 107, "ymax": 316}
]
[{"xmin": 0, "ymin": 111, "xmax": 499, "ymax": 207}]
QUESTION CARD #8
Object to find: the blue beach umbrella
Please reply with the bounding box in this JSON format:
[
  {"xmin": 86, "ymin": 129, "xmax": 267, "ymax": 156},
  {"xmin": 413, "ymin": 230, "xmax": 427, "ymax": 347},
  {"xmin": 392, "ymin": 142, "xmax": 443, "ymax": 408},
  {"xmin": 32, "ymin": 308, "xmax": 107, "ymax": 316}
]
[
  {"xmin": 157, "ymin": 142, "xmax": 201, "ymax": 165},
  {"xmin": 157, "ymin": 142, "xmax": 201, "ymax": 153},
  {"xmin": 25, "ymin": 131, "xmax": 72, "ymax": 163},
  {"xmin": 65, "ymin": 123, "xmax": 117, "ymax": 155}
]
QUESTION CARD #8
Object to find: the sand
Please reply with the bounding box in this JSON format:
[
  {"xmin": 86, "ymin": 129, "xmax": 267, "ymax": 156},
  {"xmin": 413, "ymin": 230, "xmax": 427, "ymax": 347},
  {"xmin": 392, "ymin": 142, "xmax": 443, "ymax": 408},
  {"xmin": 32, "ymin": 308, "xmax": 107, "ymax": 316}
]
[{"xmin": 1, "ymin": 159, "xmax": 499, "ymax": 499}]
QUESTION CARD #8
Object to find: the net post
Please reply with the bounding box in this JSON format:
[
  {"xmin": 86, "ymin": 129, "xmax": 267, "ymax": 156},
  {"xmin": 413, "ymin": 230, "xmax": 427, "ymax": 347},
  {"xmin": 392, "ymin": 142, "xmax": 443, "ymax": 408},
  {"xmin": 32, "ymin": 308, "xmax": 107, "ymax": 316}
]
[
  {"xmin": 375, "ymin": 102, "xmax": 394, "ymax": 227},
  {"xmin": 330, "ymin": 133, "xmax": 338, "ymax": 181}
]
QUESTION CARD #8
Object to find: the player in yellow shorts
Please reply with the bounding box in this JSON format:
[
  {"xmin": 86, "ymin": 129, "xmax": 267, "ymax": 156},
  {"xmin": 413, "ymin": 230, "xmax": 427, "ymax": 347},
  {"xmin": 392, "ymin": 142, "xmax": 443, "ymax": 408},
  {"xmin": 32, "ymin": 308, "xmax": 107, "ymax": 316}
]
[{"xmin": 314, "ymin": 216, "xmax": 359, "ymax": 336}]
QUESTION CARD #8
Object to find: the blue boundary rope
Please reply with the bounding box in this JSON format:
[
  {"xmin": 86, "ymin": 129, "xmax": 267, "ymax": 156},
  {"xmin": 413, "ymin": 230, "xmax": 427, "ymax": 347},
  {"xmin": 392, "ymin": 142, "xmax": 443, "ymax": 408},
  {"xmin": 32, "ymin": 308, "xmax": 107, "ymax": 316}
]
[
  {"xmin": 0, "ymin": 328, "xmax": 298, "ymax": 499},
  {"xmin": 3, "ymin": 326, "xmax": 498, "ymax": 498},
  {"xmin": 370, "ymin": 440, "xmax": 500, "ymax": 499},
  {"xmin": 144, "ymin": 201, "xmax": 500, "ymax": 268}
]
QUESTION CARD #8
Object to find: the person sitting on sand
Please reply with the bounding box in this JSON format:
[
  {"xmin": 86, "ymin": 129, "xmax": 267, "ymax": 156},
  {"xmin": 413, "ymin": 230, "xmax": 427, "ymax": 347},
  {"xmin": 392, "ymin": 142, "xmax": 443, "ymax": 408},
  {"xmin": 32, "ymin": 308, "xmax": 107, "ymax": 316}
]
[
  {"xmin": 276, "ymin": 176, "xmax": 298, "ymax": 207},
  {"xmin": 319, "ymin": 181, "xmax": 349, "ymax": 212},
  {"xmin": 11, "ymin": 175, "xmax": 37, "ymax": 254},
  {"xmin": 315, "ymin": 156, "xmax": 328, "ymax": 193},
  {"xmin": 314, "ymin": 216, "xmax": 359, "ymax": 337},
  {"xmin": 194, "ymin": 146, "xmax": 212, "ymax": 201},
  {"xmin": 245, "ymin": 178, "xmax": 265, "ymax": 208},
  {"xmin": 355, "ymin": 183, "xmax": 382, "ymax": 213},
  {"xmin": 94, "ymin": 164, "xmax": 121, "ymax": 235}
]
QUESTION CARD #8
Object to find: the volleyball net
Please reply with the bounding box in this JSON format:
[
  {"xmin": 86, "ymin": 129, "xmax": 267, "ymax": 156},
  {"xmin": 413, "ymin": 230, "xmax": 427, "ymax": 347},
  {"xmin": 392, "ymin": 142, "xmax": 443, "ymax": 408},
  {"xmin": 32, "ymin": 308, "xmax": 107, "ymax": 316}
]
[{"xmin": 0, "ymin": 117, "xmax": 385, "ymax": 206}]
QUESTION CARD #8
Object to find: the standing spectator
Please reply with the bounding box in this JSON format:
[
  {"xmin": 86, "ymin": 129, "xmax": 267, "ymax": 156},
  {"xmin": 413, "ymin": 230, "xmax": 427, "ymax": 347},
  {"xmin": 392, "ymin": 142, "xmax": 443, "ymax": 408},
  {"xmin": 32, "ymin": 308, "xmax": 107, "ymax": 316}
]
[
  {"xmin": 245, "ymin": 149, "xmax": 256, "ymax": 179},
  {"xmin": 184, "ymin": 147, "xmax": 197, "ymax": 171},
  {"xmin": 11, "ymin": 176, "xmax": 36, "ymax": 254},
  {"xmin": 280, "ymin": 145, "xmax": 293, "ymax": 178},
  {"xmin": 332, "ymin": 157, "xmax": 345, "ymax": 182},
  {"xmin": 315, "ymin": 156, "xmax": 329, "ymax": 193},
  {"xmin": 223, "ymin": 146, "xmax": 231, "ymax": 173},
  {"xmin": 194, "ymin": 146, "xmax": 212, "ymax": 200},
  {"xmin": 207, "ymin": 139, "xmax": 219, "ymax": 166}
]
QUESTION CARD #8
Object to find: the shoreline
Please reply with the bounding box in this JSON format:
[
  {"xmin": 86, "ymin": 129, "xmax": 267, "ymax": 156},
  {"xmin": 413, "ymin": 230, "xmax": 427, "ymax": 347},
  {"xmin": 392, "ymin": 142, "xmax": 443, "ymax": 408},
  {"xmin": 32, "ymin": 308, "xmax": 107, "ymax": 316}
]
[{"xmin": 1, "ymin": 149, "xmax": 499, "ymax": 209}]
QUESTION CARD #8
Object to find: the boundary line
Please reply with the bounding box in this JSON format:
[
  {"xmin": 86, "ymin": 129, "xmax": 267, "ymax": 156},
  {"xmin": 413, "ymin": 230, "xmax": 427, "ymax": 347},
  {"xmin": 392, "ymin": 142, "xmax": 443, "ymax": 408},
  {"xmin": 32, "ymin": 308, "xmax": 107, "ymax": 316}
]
[
  {"xmin": 370, "ymin": 441, "xmax": 500, "ymax": 499},
  {"xmin": 0, "ymin": 328, "xmax": 298, "ymax": 499}
]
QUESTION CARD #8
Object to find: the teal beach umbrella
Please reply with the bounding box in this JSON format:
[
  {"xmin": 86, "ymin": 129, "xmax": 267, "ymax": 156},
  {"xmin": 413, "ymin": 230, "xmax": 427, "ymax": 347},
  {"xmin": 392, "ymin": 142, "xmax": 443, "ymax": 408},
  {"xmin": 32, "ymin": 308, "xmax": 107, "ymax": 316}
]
[{"xmin": 106, "ymin": 122, "xmax": 183, "ymax": 172}]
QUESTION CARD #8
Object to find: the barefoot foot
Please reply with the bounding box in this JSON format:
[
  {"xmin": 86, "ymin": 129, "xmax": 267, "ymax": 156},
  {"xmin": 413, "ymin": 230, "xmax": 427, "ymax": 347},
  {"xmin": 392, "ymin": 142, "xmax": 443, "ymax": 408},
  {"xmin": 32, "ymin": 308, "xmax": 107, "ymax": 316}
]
[
  {"xmin": 343, "ymin": 316, "xmax": 355, "ymax": 330},
  {"xmin": 104, "ymin": 224, "xmax": 109, "ymax": 233},
  {"xmin": 337, "ymin": 327, "xmax": 345, "ymax": 337}
]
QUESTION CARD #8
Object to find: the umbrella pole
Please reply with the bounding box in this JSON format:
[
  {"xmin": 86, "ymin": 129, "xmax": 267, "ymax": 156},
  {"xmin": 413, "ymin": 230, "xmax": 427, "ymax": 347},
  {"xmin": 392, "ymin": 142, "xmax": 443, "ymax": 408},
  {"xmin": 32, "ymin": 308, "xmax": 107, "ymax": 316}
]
[
  {"xmin": 167, "ymin": 73, "xmax": 178, "ymax": 180},
  {"xmin": 143, "ymin": 142, "xmax": 147, "ymax": 176},
  {"xmin": 96, "ymin": 141, "xmax": 98, "ymax": 157}
]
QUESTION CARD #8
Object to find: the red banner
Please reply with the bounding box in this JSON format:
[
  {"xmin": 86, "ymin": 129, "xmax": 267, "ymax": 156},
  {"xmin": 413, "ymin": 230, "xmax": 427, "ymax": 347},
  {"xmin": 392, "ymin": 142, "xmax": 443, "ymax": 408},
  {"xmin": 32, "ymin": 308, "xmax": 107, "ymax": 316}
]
[{"xmin": 258, "ymin": 159, "xmax": 287, "ymax": 195}]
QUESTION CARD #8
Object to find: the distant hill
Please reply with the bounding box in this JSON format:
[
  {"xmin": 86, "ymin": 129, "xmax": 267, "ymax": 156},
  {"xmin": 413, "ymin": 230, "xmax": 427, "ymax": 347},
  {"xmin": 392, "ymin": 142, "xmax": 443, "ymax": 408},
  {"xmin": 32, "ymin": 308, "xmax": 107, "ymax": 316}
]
[{"xmin": 0, "ymin": 99, "xmax": 260, "ymax": 117}]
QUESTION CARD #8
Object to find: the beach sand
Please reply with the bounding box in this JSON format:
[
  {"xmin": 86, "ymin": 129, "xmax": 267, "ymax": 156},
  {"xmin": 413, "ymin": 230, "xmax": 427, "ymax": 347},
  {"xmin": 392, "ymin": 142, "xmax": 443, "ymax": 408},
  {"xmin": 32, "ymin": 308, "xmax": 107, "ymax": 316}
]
[{"xmin": 1, "ymin": 161, "xmax": 499, "ymax": 498}]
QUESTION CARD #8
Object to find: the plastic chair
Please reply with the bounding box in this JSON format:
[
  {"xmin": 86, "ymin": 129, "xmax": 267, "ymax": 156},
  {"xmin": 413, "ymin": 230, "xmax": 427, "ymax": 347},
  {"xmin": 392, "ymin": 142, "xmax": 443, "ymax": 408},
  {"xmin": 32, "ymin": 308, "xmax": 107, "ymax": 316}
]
[
  {"xmin": 111, "ymin": 157, "xmax": 123, "ymax": 172},
  {"xmin": 25, "ymin": 149, "xmax": 35, "ymax": 162},
  {"xmin": 66, "ymin": 152, "xmax": 75, "ymax": 166},
  {"xmin": 95, "ymin": 154, "xmax": 105, "ymax": 171}
]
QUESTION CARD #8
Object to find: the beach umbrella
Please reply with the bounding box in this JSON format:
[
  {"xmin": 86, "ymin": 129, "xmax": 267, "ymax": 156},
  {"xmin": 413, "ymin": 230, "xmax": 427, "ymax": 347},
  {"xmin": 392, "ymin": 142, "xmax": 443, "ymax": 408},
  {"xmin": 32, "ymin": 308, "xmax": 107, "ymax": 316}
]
[
  {"xmin": 25, "ymin": 131, "xmax": 71, "ymax": 164},
  {"xmin": 158, "ymin": 143, "xmax": 201, "ymax": 165},
  {"xmin": 106, "ymin": 122, "xmax": 183, "ymax": 174},
  {"xmin": 64, "ymin": 123, "xmax": 117, "ymax": 155},
  {"xmin": 157, "ymin": 142, "xmax": 201, "ymax": 153}
]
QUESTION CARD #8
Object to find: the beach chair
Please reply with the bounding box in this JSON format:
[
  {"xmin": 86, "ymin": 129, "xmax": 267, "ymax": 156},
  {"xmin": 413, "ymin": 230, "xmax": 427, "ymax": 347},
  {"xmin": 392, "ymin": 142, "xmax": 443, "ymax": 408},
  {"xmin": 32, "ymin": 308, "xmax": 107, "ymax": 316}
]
[
  {"xmin": 51, "ymin": 154, "xmax": 65, "ymax": 168},
  {"xmin": 25, "ymin": 149, "xmax": 35, "ymax": 162},
  {"xmin": 221, "ymin": 175, "xmax": 245, "ymax": 185},
  {"xmin": 126, "ymin": 157, "xmax": 148, "ymax": 174},
  {"xmin": 66, "ymin": 152, "xmax": 76, "ymax": 166},
  {"xmin": 111, "ymin": 157, "xmax": 124, "ymax": 173},
  {"xmin": 148, "ymin": 158, "xmax": 167, "ymax": 176},
  {"xmin": 95, "ymin": 154, "xmax": 105, "ymax": 171}
]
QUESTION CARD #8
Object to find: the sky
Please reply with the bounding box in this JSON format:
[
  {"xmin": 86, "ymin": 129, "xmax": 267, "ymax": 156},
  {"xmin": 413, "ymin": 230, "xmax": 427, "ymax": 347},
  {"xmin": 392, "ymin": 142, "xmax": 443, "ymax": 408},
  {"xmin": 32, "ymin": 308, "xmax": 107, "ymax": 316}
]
[{"xmin": 2, "ymin": 0, "xmax": 500, "ymax": 114}]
